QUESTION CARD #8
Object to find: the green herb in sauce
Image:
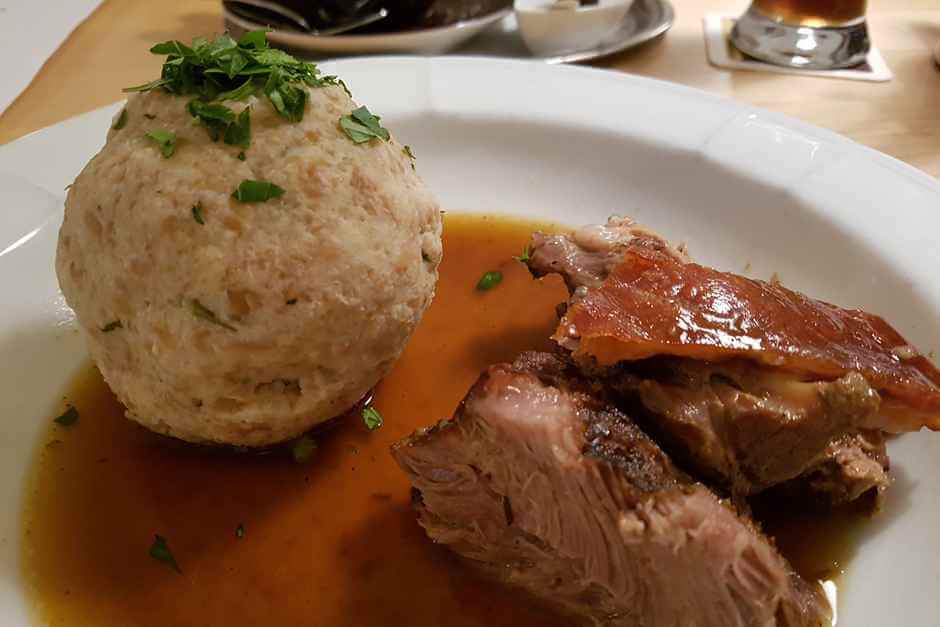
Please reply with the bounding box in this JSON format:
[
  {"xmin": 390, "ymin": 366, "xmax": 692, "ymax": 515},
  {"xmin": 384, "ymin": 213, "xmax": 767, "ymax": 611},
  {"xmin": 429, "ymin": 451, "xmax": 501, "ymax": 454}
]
[
  {"xmin": 149, "ymin": 535, "xmax": 182, "ymax": 574},
  {"xmin": 476, "ymin": 271, "xmax": 503, "ymax": 291},
  {"xmin": 54, "ymin": 406, "xmax": 79, "ymax": 426}
]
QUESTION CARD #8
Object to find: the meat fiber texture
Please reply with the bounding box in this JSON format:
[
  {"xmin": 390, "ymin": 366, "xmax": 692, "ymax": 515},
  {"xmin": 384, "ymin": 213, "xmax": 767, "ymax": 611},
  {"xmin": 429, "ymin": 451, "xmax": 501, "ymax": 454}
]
[
  {"xmin": 55, "ymin": 85, "xmax": 442, "ymax": 446},
  {"xmin": 392, "ymin": 355, "xmax": 830, "ymax": 627}
]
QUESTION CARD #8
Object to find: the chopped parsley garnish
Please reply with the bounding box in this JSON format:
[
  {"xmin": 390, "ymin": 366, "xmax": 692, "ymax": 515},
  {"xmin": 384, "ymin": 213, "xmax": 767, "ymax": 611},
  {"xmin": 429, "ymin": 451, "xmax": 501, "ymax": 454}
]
[
  {"xmin": 362, "ymin": 406, "xmax": 384, "ymax": 431},
  {"xmin": 191, "ymin": 202, "xmax": 205, "ymax": 225},
  {"xmin": 266, "ymin": 77, "xmax": 307, "ymax": 123},
  {"xmin": 187, "ymin": 100, "xmax": 251, "ymax": 148},
  {"xmin": 149, "ymin": 535, "xmax": 181, "ymax": 574},
  {"xmin": 123, "ymin": 31, "xmax": 337, "ymax": 125},
  {"xmin": 232, "ymin": 179, "xmax": 285, "ymax": 203},
  {"xmin": 327, "ymin": 77, "xmax": 352, "ymax": 98},
  {"xmin": 514, "ymin": 245, "xmax": 531, "ymax": 264},
  {"xmin": 101, "ymin": 320, "xmax": 123, "ymax": 332},
  {"xmin": 187, "ymin": 100, "xmax": 234, "ymax": 140},
  {"xmin": 225, "ymin": 107, "xmax": 251, "ymax": 148},
  {"xmin": 292, "ymin": 435, "xmax": 317, "ymax": 463},
  {"xmin": 476, "ymin": 271, "xmax": 503, "ymax": 291},
  {"xmin": 238, "ymin": 29, "xmax": 268, "ymax": 49},
  {"xmin": 340, "ymin": 106, "xmax": 390, "ymax": 144},
  {"xmin": 237, "ymin": 151, "xmax": 246, "ymax": 161},
  {"xmin": 216, "ymin": 78, "xmax": 255, "ymax": 102},
  {"xmin": 113, "ymin": 108, "xmax": 128, "ymax": 130},
  {"xmin": 402, "ymin": 145, "xmax": 416, "ymax": 169},
  {"xmin": 145, "ymin": 129, "xmax": 176, "ymax": 158},
  {"xmin": 235, "ymin": 523, "xmax": 245, "ymax": 539},
  {"xmin": 54, "ymin": 406, "xmax": 79, "ymax": 426},
  {"xmin": 190, "ymin": 299, "xmax": 236, "ymax": 331},
  {"xmin": 124, "ymin": 78, "xmax": 171, "ymax": 93}
]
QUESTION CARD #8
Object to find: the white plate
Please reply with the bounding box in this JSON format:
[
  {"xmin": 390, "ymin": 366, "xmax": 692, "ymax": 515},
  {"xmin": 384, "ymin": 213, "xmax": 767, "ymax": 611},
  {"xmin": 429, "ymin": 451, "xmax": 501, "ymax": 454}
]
[
  {"xmin": 224, "ymin": 5, "xmax": 512, "ymax": 55},
  {"xmin": 1, "ymin": 57, "xmax": 939, "ymax": 626}
]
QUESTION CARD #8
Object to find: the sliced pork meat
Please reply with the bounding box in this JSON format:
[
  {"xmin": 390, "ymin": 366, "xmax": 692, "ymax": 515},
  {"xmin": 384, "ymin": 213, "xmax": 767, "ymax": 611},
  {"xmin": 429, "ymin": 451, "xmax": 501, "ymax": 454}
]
[
  {"xmin": 392, "ymin": 354, "xmax": 831, "ymax": 627},
  {"xmin": 778, "ymin": 431, "xmax": 890, "ymax": 508},
  {"xmin": 526, "ymin": 218, "xmax": 940, "ymax": 499},
  {"xmin": 546, "ymin": 236, "xmax": 940, "ymax": 429},
  {"xmin": 602, "ymin": 357, "xmax": 880, "ymax": 496}
]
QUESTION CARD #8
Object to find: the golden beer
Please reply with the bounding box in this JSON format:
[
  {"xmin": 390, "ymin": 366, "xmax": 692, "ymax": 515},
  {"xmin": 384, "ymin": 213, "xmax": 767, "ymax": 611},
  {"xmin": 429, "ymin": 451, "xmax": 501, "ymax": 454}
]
[{"xmin": 750, "ymin": 0, "xmax": 867, "ymax": 27}]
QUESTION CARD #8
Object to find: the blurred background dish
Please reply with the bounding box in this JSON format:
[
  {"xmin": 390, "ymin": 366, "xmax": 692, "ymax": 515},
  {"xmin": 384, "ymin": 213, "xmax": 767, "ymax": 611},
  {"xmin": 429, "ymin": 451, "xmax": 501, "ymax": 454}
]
[
  {"xmin": 223, "ymin": 0, "xmax": 672, "ymax": 61},
  {"xmin": 224, "ymin": 0, "xmax": 512, "ymax": 55},
  {"xmin": 513, "ymin": 0, "xmax": 635, "ymax": 57},
  {"xmin": 225, "ymin": 0, "xmax": 391, "ymax": 35},
  {"xmin": 465, "ymin": 0, "xmax": 672, "ymax": 63}
]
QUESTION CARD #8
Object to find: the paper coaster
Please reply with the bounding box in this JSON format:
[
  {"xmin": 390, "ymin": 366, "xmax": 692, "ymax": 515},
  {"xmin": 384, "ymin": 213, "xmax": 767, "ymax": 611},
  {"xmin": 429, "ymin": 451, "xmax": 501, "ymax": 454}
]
[{"xmin": 703, "ymin": 14, "xmax": 893, "ymax": 82}]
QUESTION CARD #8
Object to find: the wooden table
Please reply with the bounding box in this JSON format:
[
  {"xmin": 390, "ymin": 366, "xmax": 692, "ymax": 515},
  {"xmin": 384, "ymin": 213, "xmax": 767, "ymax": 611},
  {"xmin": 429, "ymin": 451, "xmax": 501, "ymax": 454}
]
[{"xmin": 2, "ymin": 0, "xmax": 938, "ymax": 176}]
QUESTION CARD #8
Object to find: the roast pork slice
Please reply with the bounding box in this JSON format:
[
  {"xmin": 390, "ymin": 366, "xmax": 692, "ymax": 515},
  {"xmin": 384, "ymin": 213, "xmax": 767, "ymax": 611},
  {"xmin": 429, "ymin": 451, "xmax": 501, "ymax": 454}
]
[
  {"xmin": 541, "ymin": 232, "xmax": 940, "ymax": 427},
  {"xmin": 603, "ymin": 357, "xmax": 881, "ymax": 497},
  {"xmin": 526, "ymin": 218, "xmax": 940, "ymax": 498},
  {"xmin": 391, "ymin": 353, "xmax": 830, "ymax": 627}
]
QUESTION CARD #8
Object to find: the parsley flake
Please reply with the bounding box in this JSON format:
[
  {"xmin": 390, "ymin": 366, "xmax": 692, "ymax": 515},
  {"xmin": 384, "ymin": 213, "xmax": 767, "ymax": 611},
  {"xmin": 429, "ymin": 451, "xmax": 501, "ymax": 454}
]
[
  {"xmin": 216, "ymin": 78, "xmax": 256, "ymax": 102},
  {"xmin": 292, "ymin": 435, "xmax": 317, "ymax": 463},
  {"xmin": 54, "ymin": 406, "xmax": 79, "ymax": 426},
  {"xmin": 266, "ymin": 77, "xmax": 307, "ymax": 123},
  {"xmin": 514, "ymin": 245, "xmax": 531, "ymax": 264},
  {"xmin": 124, "ymin": 77, "xmax": 171, "ymax": 93},
  {"xmin": 190, "ymin": 299, "xmax": 236, "ymax": 331},
  {"xmin": 340, "ymin": 106, "xmax": 390, "ymax": 144},
  {"xmin": 145, "ymin": 129, "xmax": 176, "ymax": 158},
  {"xmin": 237, "ymin": 151, "xmax": 246, "ymax": 161},
  {"xmin": 232, "ymin": 179, "xmax": 285, "ymax": 203},
  {"xmin": 362, "ymin": 406, "xmax": 384, "ymax": 431},
  {"xmin": 188, "ymin": 100, "xmax": 234, "ymax": 141},
  {"xmin": 402, "ymin": 145, "xmax": 416, "ymax": 169},
  {"xmin": 101, "ymin": 320, "xmax": 123, "ymax": 333},
  {"xmin": 149, "ymin": 535, "xmax": 182, "ymax": 574},
  {"xmin": 321, "ymin": 76, "xmax": 351, "ymax": 97},
  {"xmin": 224, "ymin": 107, "xmax": 251, "ymax": 148},
  {"xmin": 238, "ymin": 29, "xmax": 269, "ymax": 49},
  {"xmin": 191, "ymin": 202, "xmax": 205, "ymax": 225},
  {"xmin": 113, "ymin": 108, "xmax": 128, "ymax": 130},
  {"xmin": 476, "ymin": 271, "xmax": 503, "ymax": 291},
  {"xmin": 235, "ymin": 523, "xmax": 245, "ymax": 539}
]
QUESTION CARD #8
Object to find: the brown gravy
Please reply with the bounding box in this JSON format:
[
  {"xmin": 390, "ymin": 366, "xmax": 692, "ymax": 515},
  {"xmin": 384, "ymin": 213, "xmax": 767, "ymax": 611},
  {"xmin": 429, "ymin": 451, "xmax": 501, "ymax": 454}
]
[{"xmin": 22, "ymin": 214, "xmax": 863, "ymax": 626}]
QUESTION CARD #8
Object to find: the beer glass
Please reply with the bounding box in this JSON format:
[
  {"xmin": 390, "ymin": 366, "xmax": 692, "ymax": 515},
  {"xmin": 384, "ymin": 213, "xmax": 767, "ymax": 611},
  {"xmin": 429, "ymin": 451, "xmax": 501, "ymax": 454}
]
[{"xmin": 730, "ymin": 0, "xmax": 870, "ymax": 69}]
